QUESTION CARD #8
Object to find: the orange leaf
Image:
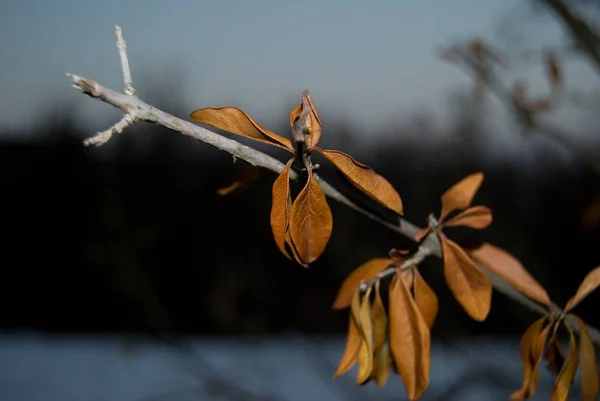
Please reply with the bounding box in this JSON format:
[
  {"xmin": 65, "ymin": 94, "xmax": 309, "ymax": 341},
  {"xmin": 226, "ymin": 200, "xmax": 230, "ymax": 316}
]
[
  {"xmin": 284, "ymin": 229, "xmax": 306, "ymax": 267},
  {"xmin": 545, "ymin": 323, "xmax": 565, "ymax": 376},
  {"xmin": 289, "ymin": 173, "xmax": 333, "ymax": 265},
  {"xmin": 333, "ymin": 306, "xmax": 361, "ymax": 377},
  {"xmin": 413, "ymin": 268, "xmax": 438, "ymax": 329},
  {"xmin": 332, "ymin": 258, "xmax": 391, "ymax": 310},
  {"xmin": 565, "ymin": 266, "xmax": 600, "ymax": 312},
  {"xmin": 550, "ymin": 326, "xmax": 579, "ymax": 401},
  {"xmin": 440, "ymin": 172, "xmax": 484, "ymax": 221},
  {"xmin": 356, "ymin": 285, "xmax": 374, "ymax": 384},
  {"xmin": 371, "ymin": 281, "xmax": 390, "ymax": 388},
  {"xmin": 190, "ymin": 107, "xmax": 295, "ymax": 152},
  {"xmin": 270, "ymin": 160, "xmax": 294, "ymax": 260},
  {"xmin": 443, "ymin": 205, "xmax": 493, "ymax": 230},
  {"xmin": 289, "ymin": 90, "xmax": 322, "ymax": 148},
  {"xmin": 572, "ymin": 315, "xmax": 600, "ymax": 401},
  {"xmin": 468, "ymin": 243, "xmax": 552, "ymax": 307},
  {"xmin": 314, "ymin": 148, "xmax": 403, "ymax": 215},
  {"xmin": 510, "ymin": 317, "xmax": 549, "ymax": 400},
  {"xmin": 389, "ymin": 275, "xmax": 431, "ymax": 400},
  {"xmin": 440, "ymin": 234, "xmax": 491, "ymax": 321}
]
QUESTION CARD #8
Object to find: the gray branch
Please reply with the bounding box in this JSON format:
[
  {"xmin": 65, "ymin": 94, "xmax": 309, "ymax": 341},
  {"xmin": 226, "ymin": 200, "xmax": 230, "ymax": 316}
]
[{"xmin": 67, "ymin": 26, "xmax": 600, "ymax": 348}]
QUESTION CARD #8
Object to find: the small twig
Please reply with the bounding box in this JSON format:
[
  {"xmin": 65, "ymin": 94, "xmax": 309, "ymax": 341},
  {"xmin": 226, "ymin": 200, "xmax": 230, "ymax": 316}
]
[
  {"xmin": 115, "ymin": 25, "xmax": 135, "ymax": 96},
  {"xmin": 68, "ymin": 25, "xmax": 600, "ymax": 347}
]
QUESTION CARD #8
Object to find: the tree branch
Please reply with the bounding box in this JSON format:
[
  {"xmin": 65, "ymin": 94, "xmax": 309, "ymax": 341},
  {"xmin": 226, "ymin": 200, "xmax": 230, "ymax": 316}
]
[{"xmin": 67, "ymin": 26, "xmax": 600, "ymax": 347}]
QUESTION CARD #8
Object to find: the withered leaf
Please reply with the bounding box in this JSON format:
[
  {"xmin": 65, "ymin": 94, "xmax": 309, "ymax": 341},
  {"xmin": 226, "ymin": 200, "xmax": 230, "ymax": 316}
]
[
  {"xmin": 440, "ymin": 234, "xmax": 491, "ymax": 321},
  {"xmin": 217, "ymin": 166, "xmax": 271, "ymax": 196},
  {"xmin": 510, "ymin": 317, "xmax": 549, "ymax": 400},
  {"xmin": 573, "ymin": 315, "xmax": 600, "ymax": 401},
  {"xmin": 565, "ymin": 266, "xmax": 600, "ymax": 312},
  {"xmin": 440, "ymin": 172, "xmax": 484, "ymax": 221},
  {"xmin": 190, "ymin": 107, "xmax": 295, "ymax": 152},
  {"xmin": 443, "ymin": 205, "xmax": 493, "ymax": 230},
  {"xmin": 545, "ymin": 323, "xmax": 565, "ymax": 376},
  {"xmin": 333, "ymin": 294, "xmax": 362, "ymax": 377},
  {"xmin": 289, "ymin": 90, "xmax": 322, "ymax": 148},
  {"xmin": 289, "ymin": 173, "xmax": 333, "ymax": 265},
  {"xmin": 389, "ymin": 275, "xmax": 431, "ymax": 400},
  {"xmin": 332, "ymin": 258, "xmax": 391, "ymax": 310},
  {"xmin": 371, "ymin": 281, "xmax": 390, "ymax": 388},
  {"xmin": 313, "ymin": 147, "xmax": 403, "ymax": 215},
  {"xmin": 357, "ymin": 285, "xmax": 374, "ymax": 384},
  {"xmin": 413, "ymin": 268, "xmax": 438, "ymax": 329},
  {"xmin": 270, "ymin": 160, "xmax": 294, "ymax": 260},
  {"xmin": 468, "ymin": 243, "xmax": 552, "ymax": 307},
  {"xmin": 374, "ymin": 340, "xmax": 392, "ymax": 388},
  {"xmin": 550, "ymin": 327, "xmax": 579, "ymax": 401}
]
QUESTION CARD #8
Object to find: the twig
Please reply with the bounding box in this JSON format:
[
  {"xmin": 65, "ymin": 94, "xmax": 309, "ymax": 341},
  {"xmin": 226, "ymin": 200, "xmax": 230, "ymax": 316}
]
[
  {"xmin": 67, "ymin": 26, "xmax": 600, "ymax": 347},
  {"xmin": 115, "ymin": 26, "xmax": 135, "ymax": 96}
]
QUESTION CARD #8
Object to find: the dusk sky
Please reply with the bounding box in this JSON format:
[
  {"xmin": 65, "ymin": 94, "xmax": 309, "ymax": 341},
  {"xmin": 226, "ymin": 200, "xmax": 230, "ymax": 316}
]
[{"xmin": 1, "ymin": 0, "xmax": 598, "ymax": 144}]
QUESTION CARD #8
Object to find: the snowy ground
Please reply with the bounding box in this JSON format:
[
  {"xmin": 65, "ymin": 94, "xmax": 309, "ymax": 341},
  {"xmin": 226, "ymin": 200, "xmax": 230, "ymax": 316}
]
[{"xmin": 0, "ymin": 333, "xmax": 579, "ymax": 401}]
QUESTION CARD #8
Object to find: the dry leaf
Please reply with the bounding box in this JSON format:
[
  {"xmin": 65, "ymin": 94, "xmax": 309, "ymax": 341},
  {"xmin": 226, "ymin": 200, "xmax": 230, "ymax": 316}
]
[
  {"xmin": 284, "ymin": 229, "xmax": 306, "ymax": 267},
  {"xmin": 332, "ymin": 258, "xmax": 392, "ymax": 310},
  {"xmin": 413, "ymin": 268, "xmax": 438, "ymax": 329},
  {"xmin": 374, "ymin": 340, "xmax": 392, "ymax": 388},
  {"xmin": 440, "ymin": 234, "xmax": 491, "ymax": 321},
  {"xmin": 389, "ymin": 276, "xmax": 431, "ymax": 400},
  {"xmin": 314, "ymin": 147, "xmax": 403, "ymax": 215},
  {"xmin": 289, "ymin": 91, "xmax": 322, "ymax": 148},
  {"xmin": 550, "ymin": 328, "xmax": 579, "ymax": 401},
  {"xmin": 217, "ymin": 166, "xmax": 271, "ymax": 196},
  {"xmin": 573, "ymin": 315, "xmax": 600, "ymax": 401},
  {"xmin": 545, "ymin": 323, "xmax": 565, "ymax": 376},
  {"xmin": 440, "ymin": 172, "xmax": 484, "ymax": 220},
  {"xmin": 190, "ymin": 107, "xmax": 295, "ymax": 152},
  {"xmin": 510, "ymin": 317, "xmax": 549, "ymax": 400},
  {"xmin": 468, "ymin": 243, "xmax": 552, "ymax": 307},
  {"xmin": 371, "ymin": 281, "xmax": 390, "ymax": 388},
  {"xmin": 443, "ymin": 205, "xmax": 493, "ymax": 229},
  {"xmin": 333, "ymin": 308, "xmax": 361, "ymax": 377},
  {"xmin": 289, "ymin": 173, "xmax": 333, "ymax": 265},
  {"xmin": 357, "ymin": 286, "xmax": 374, "ymax": 384},
  {"xmin": 565, "ymin": 266, "xmax": 600, "ymax": 312},
  {"xmin": 270, "ymin": 160, "xmax": 294, "ymax": 260}
]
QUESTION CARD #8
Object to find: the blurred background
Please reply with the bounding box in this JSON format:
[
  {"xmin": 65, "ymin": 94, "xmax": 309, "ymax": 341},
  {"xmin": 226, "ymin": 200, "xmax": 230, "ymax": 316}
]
[{"xmin": 2, "ymin": 0, "xmax": 600, "ymax": 400}]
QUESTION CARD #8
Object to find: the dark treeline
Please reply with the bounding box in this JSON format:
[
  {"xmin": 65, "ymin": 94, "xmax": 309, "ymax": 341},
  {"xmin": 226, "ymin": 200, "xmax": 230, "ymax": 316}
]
[{"xmin": 2, "ymin": 83, "xmax": 600, "ymax": 341}]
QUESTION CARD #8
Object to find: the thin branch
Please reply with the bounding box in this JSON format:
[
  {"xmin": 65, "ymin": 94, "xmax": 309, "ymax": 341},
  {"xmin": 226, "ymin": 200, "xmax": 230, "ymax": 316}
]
[
  {"xmin": 67, "ymin": 26, "xmax": 600, "ymax": 347},
  {"xmin": 115, "ymin": 25, "xmax": 135, "ymax": 96}
]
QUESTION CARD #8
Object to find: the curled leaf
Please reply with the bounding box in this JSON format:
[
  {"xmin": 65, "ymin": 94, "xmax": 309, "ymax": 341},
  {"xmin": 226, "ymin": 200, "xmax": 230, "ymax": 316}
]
[
  {"xmin": 572, "ymin": 315, "xmax": 600, "ymax": 401},
  {"xmin": 314, "ymin": 147, "xmax": 403, "ymax": 215},
  {"xmin": 190, "ymin": 107, "xmax": 295, "ymax": 152},
  {"xmin": 565, "ymin": 266, "xmax": 600, "ymax": 312},
  {"xmin": 332, "ymin": 258, "xmax": 391, "ymax": 310},
  {"xmin": 510, "ymin": 317, "xmax": 549, "ymax": 400},
  {"xmin": 545, "ymin": 323, "xmax": 565, "ymax": 376},
  {"xmin": 289, "ymin": 173, "xmax": 333, "ymax": 265},
  {"xmin": 389, "ymin": 275, "xmax": 431, "ymax": 400},
  {"xmin": 371, "ymin": 281, "xmax": 390, "ymax": 388},
  {"xmin": 443, "ymin": 205, "xmax": 493, "ymax": 230},
  {"xmin": 333, "ymin": 307, "xmax": 361, "ymax": 377},
  {"xmin": 270, "ymin": 160, "xmax": 294, "ymax": 260},
  {"xmin": 550, "ymin": 327, "xmax": 579, "ymax": 401},
  {"xmin": 289, "ymin": 90, "xmax": 322, "ymax": 148},
  {"xmin": 440, "ymin": 172, "xmax": 484, "ymax": 221},
  {"xmin": 468, "ymin": 243, "xmax": 551, "ymax": 307},
  {"xmin": 440, "ymin": 234, "xmax": 491, "ymax": 321},
  {"xmin": 413, "ymin": 268, "xmax": 438, "ymax": 329},
  {"xmin": 357, "ymin": 286, "xmax": 374, "ymax": 384}
]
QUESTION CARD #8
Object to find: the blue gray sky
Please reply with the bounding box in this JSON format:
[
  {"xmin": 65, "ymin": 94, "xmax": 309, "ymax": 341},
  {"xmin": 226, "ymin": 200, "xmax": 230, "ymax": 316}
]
[{"xmin": 0, "ymin": 0, "xmax": 597, "ymax": 143}]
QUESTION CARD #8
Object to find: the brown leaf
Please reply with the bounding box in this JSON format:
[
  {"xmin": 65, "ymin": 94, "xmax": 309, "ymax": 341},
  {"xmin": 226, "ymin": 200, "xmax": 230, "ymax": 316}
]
[
  {"xmin": 289, "ymin": 173, "xmax": 333, "ymax": 265},
  {"xmin": 440, "ymin": 234, "xmax": 491, "ymax": 321},
  {"xmin": 289, "ymin": 90, "xmax": 322, "ymax": 148},
  {"xmin": 440, "ymin": 172, "xmax": 484, "ymax": 221},
  {"xmin": 551, "ymin": 327, "xmax": 579, "ymax": 401},
  {"xmin": 333, "ymin": 306, "xmax": 361, "ymax": 377},
  {"xmin": 443, "ymin": 205, "xmax": 492, "ymax": 230},
  {"xmin": 314, "ymin": 148, "xmax": 403, "ymax": 214},
  {"xmin": 371, "ymin": 281, "xmax": 390, "ymax": 388},
  {"xmin": 357, "ymin": 285, "xmax": 374, "ymax": 384},
  {"xmin": 217, "ymin": 166, "xmax": 271, "ymax": 196},
  {"xmin": 332, "ymin": 258, "xmax": 392, "ymax": 310},
  {"xmin": 413, "ymin": 268, "xmax": 438, "ymax": 329},
  {"xmin": 190, "ymin": 107, "xmax": 295, "ymax": 152},
  {"xmin": 270, "ymin": 160, "xmax": 294, "ymax": 260},
  {"xmin": 284, "ymin": 229, "xmax": 306, "ymax": 267},
  {"xmin": 468, "ymin": 243, "xmax": 552, "ymax": 307},
  {"xmin": 565, "ymin": 266, "xmax": 600, "ymax": 312},
  {"xmin": 545, "ymin": 323, "xmax": 565, "ymax": 376},
  {"xmin": 510, "ymin": 317, "xmax": 549, "ymax": 400},
  {"xmin": 572, "ymin": 315, "xmax": 600, "ymax": 401},
  {"xmin": 389, "ymin": 275, "xmax": 431, "ymax": 400}
]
